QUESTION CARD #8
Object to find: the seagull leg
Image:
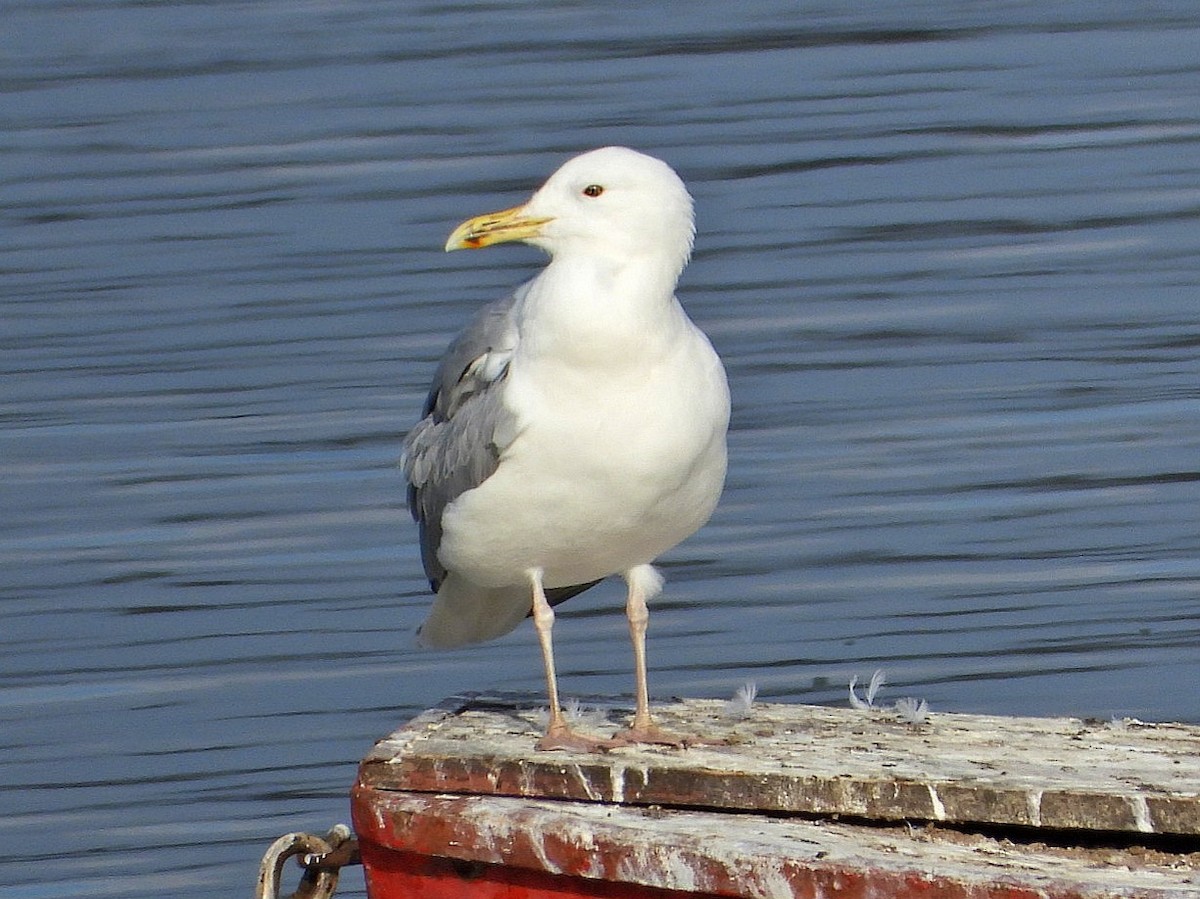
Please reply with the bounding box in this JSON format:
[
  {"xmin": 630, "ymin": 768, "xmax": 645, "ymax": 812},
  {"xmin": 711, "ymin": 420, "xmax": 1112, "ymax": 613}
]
[
  {"xmin": 528, "ymin": 568, "xmax": 620, "ymax": 752},
  {"xmin": 613, "ymin": 565, "xmax": 687, "ymax": 746}
]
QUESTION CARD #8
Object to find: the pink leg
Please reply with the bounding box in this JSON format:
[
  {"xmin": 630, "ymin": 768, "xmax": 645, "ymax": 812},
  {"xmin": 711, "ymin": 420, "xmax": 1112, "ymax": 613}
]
[
  {"xmin": 613, "ymin": 566, "xmax": 687, "ymax": 746},
  {"xmin": 528, "ymin": 568, "xmax": 621, "ymax": 753}
]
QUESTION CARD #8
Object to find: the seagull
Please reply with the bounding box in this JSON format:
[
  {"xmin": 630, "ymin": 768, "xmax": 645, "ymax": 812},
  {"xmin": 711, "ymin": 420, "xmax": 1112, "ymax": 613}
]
[{"xmin": 403, "ymin": 147, "xmax": 730, "ymax": 751}]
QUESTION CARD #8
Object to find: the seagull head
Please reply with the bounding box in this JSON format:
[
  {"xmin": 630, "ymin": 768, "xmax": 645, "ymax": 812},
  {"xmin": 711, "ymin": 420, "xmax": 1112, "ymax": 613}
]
[{"xmin": 445, "ymin": 147, "xmax": 695, "ymax": 278}]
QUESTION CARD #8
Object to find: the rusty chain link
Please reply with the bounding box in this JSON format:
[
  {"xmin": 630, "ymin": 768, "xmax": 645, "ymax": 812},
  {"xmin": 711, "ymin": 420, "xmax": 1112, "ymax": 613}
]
[{"xmin": 256, "ymin": 824, "xmax": 360, "ymax": 899}]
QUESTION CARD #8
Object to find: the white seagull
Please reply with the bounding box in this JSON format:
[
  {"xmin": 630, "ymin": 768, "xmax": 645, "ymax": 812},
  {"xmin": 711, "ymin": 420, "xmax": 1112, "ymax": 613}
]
[{"xmin": 403, "ymin": 147, "xmax": 730, "ymax": 751}]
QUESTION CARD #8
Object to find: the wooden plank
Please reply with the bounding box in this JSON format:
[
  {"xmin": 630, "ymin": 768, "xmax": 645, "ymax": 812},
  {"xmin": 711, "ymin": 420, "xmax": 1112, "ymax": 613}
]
[
  {"xmin": 358, "ymin": 693, "xmax": 1200, "ymax": 837},
  {"xmin": 351, "ymin": 790, "xmax": 1200, "ymax": 898}
]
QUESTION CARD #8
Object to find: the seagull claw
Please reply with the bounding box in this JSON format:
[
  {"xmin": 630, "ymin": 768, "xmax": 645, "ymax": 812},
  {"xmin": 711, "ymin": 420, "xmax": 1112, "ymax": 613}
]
[
  {"xmin": 612, "ymin": 724, "xmax": 690, "ymax": 748},
  {"xmin": 536, "ymin": 724, "xmax": 623, "ymax": 753},
  {"xmin": 612, "ymin": 723, "xmax": 732, "ymax": 749}
]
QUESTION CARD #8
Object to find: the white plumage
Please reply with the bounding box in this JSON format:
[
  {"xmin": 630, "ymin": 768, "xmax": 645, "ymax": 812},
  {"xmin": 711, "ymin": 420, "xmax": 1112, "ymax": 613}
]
[{"xmin": 403, "ymin": 147, "xmax": 729, "ymax": 750}]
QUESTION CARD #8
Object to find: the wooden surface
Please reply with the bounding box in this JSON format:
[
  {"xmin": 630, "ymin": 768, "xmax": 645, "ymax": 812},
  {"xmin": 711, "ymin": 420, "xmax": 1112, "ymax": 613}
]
[
  {"xmin": 353, "ymin": 791, "xmax": 1200, "ymax": 899},
  {"xmin": 358, "ymin": 692, "xmax": 1200, "ymax": 837}
]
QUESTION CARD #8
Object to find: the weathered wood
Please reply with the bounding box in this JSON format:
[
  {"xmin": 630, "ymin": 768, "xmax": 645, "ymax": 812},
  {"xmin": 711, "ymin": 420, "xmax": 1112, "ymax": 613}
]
[
  {"xmin": 352, "ymin": 693, "xmax": 1200, "ymax": 899},
  {"xmin": 352, "ymin": 791, "xmax": 1200, "ymax": 899},
  {"xmin": 359, "ymin": 693, "xmax": 1200, "ymax": 836}
]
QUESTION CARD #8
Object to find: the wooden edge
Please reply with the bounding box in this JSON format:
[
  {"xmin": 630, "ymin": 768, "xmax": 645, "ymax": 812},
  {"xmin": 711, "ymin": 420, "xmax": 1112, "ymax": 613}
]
[
  {"xmin": 360, "ymin": 694, "xmax": 490, "ymax": 764},
  {"xmin": 356, "ymin": 695, "xmax": 1200, "ymax": 837},
  {"xmin": 351, "ymin": 786, "xmax": 1200, "ymax": 899}
]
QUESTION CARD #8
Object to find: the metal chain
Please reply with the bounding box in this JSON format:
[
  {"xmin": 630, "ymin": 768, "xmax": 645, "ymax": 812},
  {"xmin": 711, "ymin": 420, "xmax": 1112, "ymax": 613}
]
[{"xmin": 256, "ymin": 824, "xmax": 360, "ymax": 899}]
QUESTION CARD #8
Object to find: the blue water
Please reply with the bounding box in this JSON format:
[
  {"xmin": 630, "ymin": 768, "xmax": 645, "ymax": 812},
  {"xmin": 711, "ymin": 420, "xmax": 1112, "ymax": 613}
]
[{"xmin": 3, "ymin": 2, "xmax": 1200, "ymax": 896}]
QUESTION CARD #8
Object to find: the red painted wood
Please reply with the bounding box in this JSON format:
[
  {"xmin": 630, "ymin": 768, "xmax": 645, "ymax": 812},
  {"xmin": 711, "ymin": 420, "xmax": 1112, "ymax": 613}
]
[
  {"xmin": 356, "ymin": 831, "xmax": 1055, "ymax": 899},
  {"xmin": 349, "ymin": 698, "xmax": 1199, "ymax": 898},
  {"xmin": 359, "ymin": 842, "xmax": 725, "ymax": 899},
  {"xmin": 352, "ymin": 783, "xmax": 1060, "ymax": 899}
]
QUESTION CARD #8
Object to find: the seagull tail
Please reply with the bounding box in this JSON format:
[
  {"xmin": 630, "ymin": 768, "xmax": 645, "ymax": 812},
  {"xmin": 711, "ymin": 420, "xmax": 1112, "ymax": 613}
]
[{"xmin": 415, "ymin": 575, "xmax": 533, "ymax": 649}]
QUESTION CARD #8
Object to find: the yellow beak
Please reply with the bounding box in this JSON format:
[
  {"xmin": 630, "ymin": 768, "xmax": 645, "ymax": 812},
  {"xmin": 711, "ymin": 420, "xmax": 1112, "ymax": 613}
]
[{"xmin": 444, "ymin": 204, "xmax": 553, "ymax": 252}]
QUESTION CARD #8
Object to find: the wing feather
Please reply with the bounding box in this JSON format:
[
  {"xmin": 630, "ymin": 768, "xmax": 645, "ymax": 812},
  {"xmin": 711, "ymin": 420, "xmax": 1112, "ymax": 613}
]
[
  {"xmin": 402, "ymin": 292, "xmax": 520, "ymax": 591},
  {"xmin": 402, "ymin": 286, "xmax": 604, "ymax": 620}
]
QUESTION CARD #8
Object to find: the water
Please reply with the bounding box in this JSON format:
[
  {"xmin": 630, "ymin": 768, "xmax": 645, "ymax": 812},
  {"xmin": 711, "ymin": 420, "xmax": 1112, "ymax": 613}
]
[{"xmin": 4, "ymin": 2, "xmax": 1200, "ymax": 896}]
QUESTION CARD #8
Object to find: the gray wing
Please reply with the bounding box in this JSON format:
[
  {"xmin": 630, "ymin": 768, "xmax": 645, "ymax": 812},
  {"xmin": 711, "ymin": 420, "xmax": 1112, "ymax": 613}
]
[
  {"xmin": 402, "ymin": 286, "xmax": 604, "ymax": 610},
  {"xmin": 402, "ymin": 291, "xmax": 521, "ymax": 592}
]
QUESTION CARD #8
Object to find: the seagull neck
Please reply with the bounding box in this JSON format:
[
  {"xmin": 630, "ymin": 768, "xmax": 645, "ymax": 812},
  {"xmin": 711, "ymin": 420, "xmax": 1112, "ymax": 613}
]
[
  {"xmin": 544, "ymin": 251, "xmax": 681, "ymax": 315},
  {"xmin": 520, "ymin": 254, "xmax": 685, "ymax": 362}
]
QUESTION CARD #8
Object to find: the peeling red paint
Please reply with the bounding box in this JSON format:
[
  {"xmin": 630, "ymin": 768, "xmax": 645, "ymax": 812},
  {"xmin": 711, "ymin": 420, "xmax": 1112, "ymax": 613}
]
[
  {"xmin": 352, "ymin": 785, "xmax": 1135, "ymax": 899},
  {"xmin": 350, "ymin": 697, "xmax": 1200, "ymax": 898}
]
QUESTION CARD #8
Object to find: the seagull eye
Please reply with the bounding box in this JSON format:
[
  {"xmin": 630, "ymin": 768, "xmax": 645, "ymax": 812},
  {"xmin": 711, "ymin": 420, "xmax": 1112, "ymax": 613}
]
[{"xmin": 582, "ymin": 184, "xmax": 604, "ymax": 198}]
